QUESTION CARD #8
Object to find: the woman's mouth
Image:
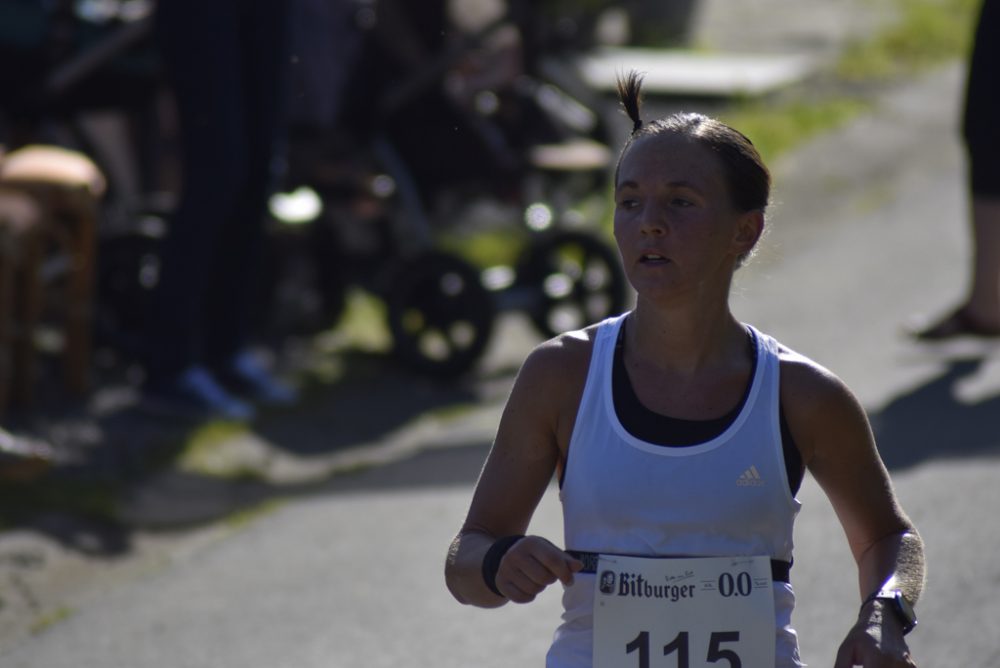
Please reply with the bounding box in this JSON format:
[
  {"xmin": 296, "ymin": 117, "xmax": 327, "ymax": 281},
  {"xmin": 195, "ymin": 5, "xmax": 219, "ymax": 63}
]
[{"xmin": 640, "ymin": 253, "xmax": 670, "ymax": 265}]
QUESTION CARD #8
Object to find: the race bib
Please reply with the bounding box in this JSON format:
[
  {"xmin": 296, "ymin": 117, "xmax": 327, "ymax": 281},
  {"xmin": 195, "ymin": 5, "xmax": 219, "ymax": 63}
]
[{"xmin": 593, "ymin": 555, "xmax": 775, "ymax": 668}]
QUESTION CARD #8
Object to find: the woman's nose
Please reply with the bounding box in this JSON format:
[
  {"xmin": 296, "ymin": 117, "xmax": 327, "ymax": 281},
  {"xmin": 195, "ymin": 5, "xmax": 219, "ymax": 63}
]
[{"xmin": 639, "ymin": 205, "xmax": 667, "ymax": 235}]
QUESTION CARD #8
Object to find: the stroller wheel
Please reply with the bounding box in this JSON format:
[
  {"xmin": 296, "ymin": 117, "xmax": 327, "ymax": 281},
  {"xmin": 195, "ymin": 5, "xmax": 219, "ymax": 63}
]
[
  {"xmin": 517, "ymin": 230, "xmax": 628, "ymax": 338},
  {"xmin": 387, "ymin": 251, "xmax": 496, "ymax": 378}
]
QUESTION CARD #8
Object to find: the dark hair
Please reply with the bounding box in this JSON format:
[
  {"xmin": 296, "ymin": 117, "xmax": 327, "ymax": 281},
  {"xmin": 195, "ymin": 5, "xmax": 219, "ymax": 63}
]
[{"xmin": 615, "ymin": 70, "xmax": 771, "ymax": 214}]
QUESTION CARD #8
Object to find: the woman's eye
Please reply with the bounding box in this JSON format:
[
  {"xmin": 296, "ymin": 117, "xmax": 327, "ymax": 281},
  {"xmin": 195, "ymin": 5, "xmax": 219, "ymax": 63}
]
[
  {"xmin": 671, "ymin": 198, "xmax": 693, "ymax": 208},
  {"xmin": 617, "ymin": 198, "xmax": 638, "ymax": 210}
]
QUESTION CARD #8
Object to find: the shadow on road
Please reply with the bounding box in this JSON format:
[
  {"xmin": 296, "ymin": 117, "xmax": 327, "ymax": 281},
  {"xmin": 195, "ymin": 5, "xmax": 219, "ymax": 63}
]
[
  {"xmin": 1, "ymin": 350, "xmax": 505, "ymax": 557},
  {"xmin": 10, "ymin": 349, "xmax": 1000, "ymax": 560},
  {"xmin": 870, "ymin": 356, "xmax": 1000, "ymax": 470}
]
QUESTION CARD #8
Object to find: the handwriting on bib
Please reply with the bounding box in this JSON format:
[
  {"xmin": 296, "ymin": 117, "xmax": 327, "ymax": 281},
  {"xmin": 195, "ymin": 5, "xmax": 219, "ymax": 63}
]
[{"xmin": 593, "ymin": 555, "xmax": 775, "ymax": 668}]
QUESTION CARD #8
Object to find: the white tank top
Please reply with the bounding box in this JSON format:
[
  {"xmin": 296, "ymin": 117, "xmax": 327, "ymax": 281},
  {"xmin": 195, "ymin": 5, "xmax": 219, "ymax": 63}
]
[{"xmin": 546, "ymin": 314, "xmax": 804, "ymax": 668}]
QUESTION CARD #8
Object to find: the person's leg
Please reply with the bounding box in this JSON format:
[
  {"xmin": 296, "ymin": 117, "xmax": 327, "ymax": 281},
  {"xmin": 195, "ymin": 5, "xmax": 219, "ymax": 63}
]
[
  {"xmin": 203, "ymin": 0, "xmax": 290, "ymax": 367},
  {"xmin": 913, "ymin": 1, "xmax": 1000, "ymax": 339},
  {"xmin": 142, "ymin": 0, "xmax": 256, "ymax": 418},
  {"xmin": 960, "ymin": 0, "xmax": 1000, "ymax": 328},
  {"xmin": 963, "ymin": 197, "xmax": 1000, "ymax": 327},
  {"xmin": 145, "ymin": 0, "xmax": 249, "ymax": 381},
  {"xmin": 203, "ymin": 0, "xmax": 298, "ymax": 404}
]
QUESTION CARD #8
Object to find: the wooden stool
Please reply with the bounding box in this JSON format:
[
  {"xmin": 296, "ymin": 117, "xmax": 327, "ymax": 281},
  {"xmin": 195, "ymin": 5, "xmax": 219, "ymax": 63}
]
[
  {"xmin": 0, "ymin": 188, "xmax": 45, "ymax": 417},
  {"xmin": 0, "ymin": 146, "xmax": 106, "ymax": 411}
]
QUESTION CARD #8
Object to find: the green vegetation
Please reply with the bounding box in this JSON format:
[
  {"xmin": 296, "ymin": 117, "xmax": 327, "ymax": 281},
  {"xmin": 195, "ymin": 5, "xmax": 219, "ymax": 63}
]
[
  {"xmin": 722, "ymin": 96, "xmax": 871, "ymax": 165},
  {"xmin": 334, "ymin": 289, "xmax": 393, "ymax": 351},
  {"xmin": 837, "ymin": 0, "xmax": 980, "ymax": 81},
  {"xmin": 30, "ymin": 606, "xmax": 74, "ymax": 635},
  {"xmin": 175, "ymin": 421, "xmax": 257, "ymax": 479},
  {"xmin": 723, "ymin": 0, "xmax": 979, "ymax": 163},
  {"xmin": 438, "ymin": 227, "xmax": 526, "ymax": 270},
  {"xmin": 224, "ymin": 498, "xmax": 286, "ymax": 530}
]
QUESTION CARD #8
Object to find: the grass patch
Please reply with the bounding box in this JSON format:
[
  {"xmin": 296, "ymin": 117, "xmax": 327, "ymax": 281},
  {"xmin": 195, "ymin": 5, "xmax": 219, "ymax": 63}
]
[
  {"xmin": 437, "ymin": 227, "xmax": 527, "ymax": 270},
  {"xmin": 224, "ymin": 498, "xmax": 286, "ymax": 530},
  {"xmin": 721, "ymin": 96, "xmax": 871, "ymax": 164},
  {"xmin": 719, "ymin": 0, "xmax": 978, "ymax": 163},
  {"xmin": 837, "ymin": 0, "xmax": 979, "ymax": 81},
  {"xmin": 437, "ymin": 191, "xmax": 617, "ymax": 270},
  {"xmin": 180, "ymin": 422, "xmax": 251, "ymax": 456},
  {"xmin": 317, "ymin": 288, "xmax": 392, "ymax": 356},
  {"xmin": 426, "ymin": 400, "xmax": 482, "ymax": 422},
  {"xmin": 30, "ymin": 606, "xmax": 74, "ymax": 635},
  {"xmin": 175, "ymin": 421, "xmax": 259, "ymax": 479}
]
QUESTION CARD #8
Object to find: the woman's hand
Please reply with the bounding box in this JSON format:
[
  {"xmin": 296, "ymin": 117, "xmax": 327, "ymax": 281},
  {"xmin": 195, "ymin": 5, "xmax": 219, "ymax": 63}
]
[
  {"xmin": 495, "ymin": 536, "xmax": 583, "ymax": 603},
  {"xmin": 834, "ymin": 601, "xmax": 916, "ymax": 668}
]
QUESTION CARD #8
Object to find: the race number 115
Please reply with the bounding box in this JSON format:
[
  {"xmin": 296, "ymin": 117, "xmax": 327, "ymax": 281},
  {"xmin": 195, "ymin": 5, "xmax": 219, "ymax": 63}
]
[{"xmin": 625, "ymin": 630, "xmax": 742, "ymax": 668}]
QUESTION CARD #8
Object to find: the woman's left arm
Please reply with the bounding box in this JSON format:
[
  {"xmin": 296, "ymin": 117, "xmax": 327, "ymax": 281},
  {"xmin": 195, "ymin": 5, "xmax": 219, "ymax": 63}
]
[{"xmin": 782, "ymin": 355, "xmax": 925, "ymax": 667}]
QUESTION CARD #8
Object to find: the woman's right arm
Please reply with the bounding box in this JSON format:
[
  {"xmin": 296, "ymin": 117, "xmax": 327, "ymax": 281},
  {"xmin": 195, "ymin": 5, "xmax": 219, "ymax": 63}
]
[{"xmin": 445, "ymin": 333, "xmax": 590, "ymax": 607}]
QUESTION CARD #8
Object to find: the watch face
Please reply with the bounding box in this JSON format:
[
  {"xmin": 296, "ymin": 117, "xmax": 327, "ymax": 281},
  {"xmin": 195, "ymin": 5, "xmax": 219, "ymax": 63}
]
[
  {"xmin": 896, "ymin": 593, "xmax": 917, "ymax": 633},
  {"xmin": 881, "ymin": 591, "xmax": 917, "ymax": 634}
]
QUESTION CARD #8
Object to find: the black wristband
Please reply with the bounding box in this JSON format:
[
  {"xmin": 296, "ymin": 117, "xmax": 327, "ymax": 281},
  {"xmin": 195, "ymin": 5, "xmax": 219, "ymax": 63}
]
[
  {"xmin": 481, "ymin": 535, "xmax": 525, "ymax": 597},
  {"xmin": 860, "ymin": 590, "xmax": 881, "ymax": 611},
  {"xmin": 860, "ymin": 589, "xmax": 917, "ymax": 635}
]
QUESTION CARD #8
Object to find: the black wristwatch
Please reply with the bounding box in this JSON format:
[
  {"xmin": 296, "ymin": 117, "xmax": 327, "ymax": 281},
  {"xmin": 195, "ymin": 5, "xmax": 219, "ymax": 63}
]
[{"xmin": 862, "ymin": 589, "xmax": 917, "ymax": 635}]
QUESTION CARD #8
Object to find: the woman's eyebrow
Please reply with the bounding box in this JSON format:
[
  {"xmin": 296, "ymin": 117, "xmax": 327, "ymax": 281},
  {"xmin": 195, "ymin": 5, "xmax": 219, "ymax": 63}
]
[
  {"xmin": 665, "ymin": 180, "xmax": 701, "ymax": 191},
  {"xmin": 616, "ymin": 179, "xmax": 703, "ymax": 193}
]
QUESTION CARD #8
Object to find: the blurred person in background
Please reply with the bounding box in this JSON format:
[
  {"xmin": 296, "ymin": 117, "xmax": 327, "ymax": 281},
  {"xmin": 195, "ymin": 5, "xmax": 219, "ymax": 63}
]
[
  {"xmin": 912, "ymin": 0, "xmax": 1000, "ymax": 339},
  {"xmin": 142, "ymin": 0, "xmax": 297, "ymax": 420}
]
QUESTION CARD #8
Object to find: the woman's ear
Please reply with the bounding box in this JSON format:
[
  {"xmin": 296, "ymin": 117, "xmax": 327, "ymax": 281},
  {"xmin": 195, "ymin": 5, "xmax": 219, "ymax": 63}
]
[{"xmin": 733, "ymin": 209, "xmax": 765, "ymax": 256}]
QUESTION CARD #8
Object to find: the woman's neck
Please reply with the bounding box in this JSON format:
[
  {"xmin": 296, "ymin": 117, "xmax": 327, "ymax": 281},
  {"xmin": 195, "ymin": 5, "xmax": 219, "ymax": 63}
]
[{"xmin": 626, "ymin": 301, "xmax": 747, "ymax": 376}]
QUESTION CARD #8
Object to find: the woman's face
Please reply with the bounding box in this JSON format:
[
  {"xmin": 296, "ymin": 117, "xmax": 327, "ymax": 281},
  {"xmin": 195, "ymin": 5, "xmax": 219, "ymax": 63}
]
[{"xmin": 613, "ymin": 132, "xmax": 759, "ymax": 305}]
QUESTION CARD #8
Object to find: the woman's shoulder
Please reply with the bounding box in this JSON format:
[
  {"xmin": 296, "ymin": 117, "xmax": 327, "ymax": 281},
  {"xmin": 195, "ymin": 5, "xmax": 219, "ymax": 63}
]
[
  {"xmin": 520, "ymin": 320, "xmax": 604, "ymax": 384},
  {"xmin": 770, "ymin": 337, "xmax": 870, "ymax": 463},
  {"xmin": 771, "ymin": 339, "xmax": 850, "ymax": 400},
  {"xmin": 502, "ymin": 321, "xmax": 608, "ymax": 446}
]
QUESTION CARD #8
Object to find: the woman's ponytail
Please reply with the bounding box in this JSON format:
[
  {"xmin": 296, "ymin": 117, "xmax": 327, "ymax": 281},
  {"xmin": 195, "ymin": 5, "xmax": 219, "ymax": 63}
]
[{"xmin": 616, "ymin": 70, "xmax": 645, "ymax": 135}]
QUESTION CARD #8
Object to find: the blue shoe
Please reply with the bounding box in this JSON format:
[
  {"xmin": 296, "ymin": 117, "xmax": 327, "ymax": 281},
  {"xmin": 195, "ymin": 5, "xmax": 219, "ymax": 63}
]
[
  {"xmin": 144, "ymin": 366, "xmax": 256, "ymax": 421},
  {"xmin": 220, "ymin": 350, "xmax": 299, "ymax": 406}
]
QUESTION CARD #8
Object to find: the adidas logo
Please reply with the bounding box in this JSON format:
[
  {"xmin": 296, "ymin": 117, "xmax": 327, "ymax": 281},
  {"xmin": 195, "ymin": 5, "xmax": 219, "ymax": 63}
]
[{"xmin": 736, "ymin": 465, "xmax": 765, "ymax": 487}]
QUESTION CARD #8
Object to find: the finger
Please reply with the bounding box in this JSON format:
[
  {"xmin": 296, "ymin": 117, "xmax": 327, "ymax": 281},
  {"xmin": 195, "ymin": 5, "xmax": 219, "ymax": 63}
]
[
  {"xmin": 497, "ymin": 557, "xmax": 551, "ymax": 596},
  {"xmin": 565, "ymin": 554, "xmax": 584, "ymax": 585},
  {"xmin": 555, "ymin": 555, "xmax": 583, "ymax": 585},
  {"xmin": 832, "ymin": 641, "xmax": 856, "ymax": 668},
  {"xmin": 508, "ymin": 554, "xmax": 560, "ymax": 589},
  {"xmin": 497, "ymin": 574, "xmax": 540, "ymax": 603},
  {"xmin": 503, "ymin": 540, "xmax": 568, "ymax": 582},
  {"xmin": 529, "ymin": 548, "xmax": 582, "ymax": 586}
]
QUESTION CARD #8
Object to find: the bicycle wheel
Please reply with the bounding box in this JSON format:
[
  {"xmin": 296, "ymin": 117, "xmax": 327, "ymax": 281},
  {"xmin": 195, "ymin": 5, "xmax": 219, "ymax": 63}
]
[
  {"xmin": 386, "ymin": 251, "xmax": 496, "ymax": 377},
  {"xmin": 516, "ymin": 230, "xmax": 628, "ymax": 338}
]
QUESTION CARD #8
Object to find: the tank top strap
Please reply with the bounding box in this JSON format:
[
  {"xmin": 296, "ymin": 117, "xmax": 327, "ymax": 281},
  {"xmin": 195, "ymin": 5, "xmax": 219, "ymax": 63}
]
[{"xmin": 582, "ymin": 313, "xmax": 628, "ymax": 405}]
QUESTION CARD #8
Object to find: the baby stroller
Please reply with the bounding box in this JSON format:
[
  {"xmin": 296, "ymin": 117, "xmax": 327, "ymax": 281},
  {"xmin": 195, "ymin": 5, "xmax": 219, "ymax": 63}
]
[
  {"xmin": 1, "ymin": 0, "xmax": 629, "ymax": 380},
  {"xmin": 276, "ymin": 0, "xmax": 628, "ymax": 377}
]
